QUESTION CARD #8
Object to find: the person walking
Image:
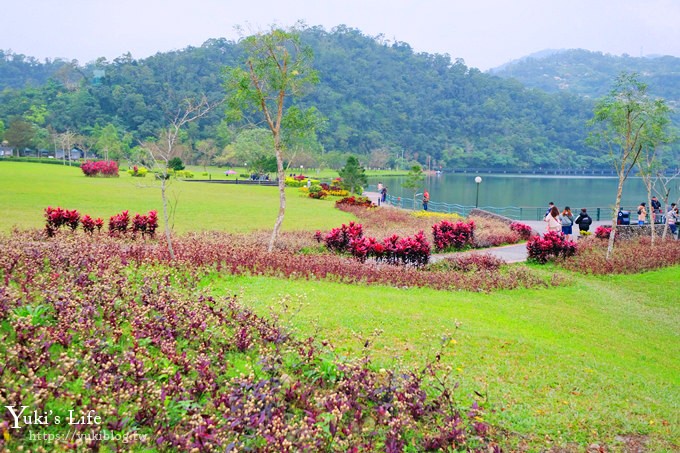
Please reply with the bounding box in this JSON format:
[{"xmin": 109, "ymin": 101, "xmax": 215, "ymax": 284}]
[
  {"xmin": 545, "ymin": 201, "xmax": 555, "ymax": 217},
  {"xmin": 666, "ymin": 203, "xmax": 678, "ymax": 238},
  {"xmin": 381, "ymin": 186, "xmax": 387, "ymax": 205},
  {"xmin": 545, "ymin": 206, "xmax": 562, "ymax": 233},
  {"xmin": 422, "ymin": 190, "xmax": 430, "ymax": 211},
  {"xmin": 637, "ymin": 202, "xmax": 647, "ymax": 226},
  {"xmin": 560, "ymin": 206, "xmax": 574, "ymax": 239},
  {"xmin": 574, "ymin": 208, "xmax": 593, "ymax": 234},
  {"xmin": 377, "ymin": 182, "xmax": 383, "ymax": 206}
]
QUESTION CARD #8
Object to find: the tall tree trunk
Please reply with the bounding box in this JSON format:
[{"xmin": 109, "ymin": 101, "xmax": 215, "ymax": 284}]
[
  {"xmin": 268, "ymin": 145, "xmax": 286, "ymax": 253},
  {"xmin": 606, "ymin": 177, "xmax": 625, "ymax": 259},
  {"xmin": 161, "ymin": 178, "xmax": 175, "ymax": 260}
]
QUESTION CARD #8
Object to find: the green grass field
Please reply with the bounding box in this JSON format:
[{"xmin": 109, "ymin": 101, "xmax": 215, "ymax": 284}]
[
  {"xmin": 0, "ymin": 161, "xmax": 354, "ymax": 233},
  {"xmin": 208, "ymin": 268, "xmax": 679, "ymax": 450},
  {"xmin": 3, "ymin": 161, "xmax": 679, "ymax": 450}
]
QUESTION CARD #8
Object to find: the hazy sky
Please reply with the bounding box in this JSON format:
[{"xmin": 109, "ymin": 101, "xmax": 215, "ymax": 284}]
[{"xmin": 4, "ymin": 0, "xmax": 680, "ymax": 70}]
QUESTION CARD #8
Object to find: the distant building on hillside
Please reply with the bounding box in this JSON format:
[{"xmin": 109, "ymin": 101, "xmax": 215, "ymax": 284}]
[{"xmin": 55, "ymin": 147, "xmax": 84, "ymax": 160}]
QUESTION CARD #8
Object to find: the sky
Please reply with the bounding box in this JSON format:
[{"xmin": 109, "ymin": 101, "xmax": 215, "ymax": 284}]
[{"xmin": 3, "ymin": 0, "xmax": 680, "ymax": 71}]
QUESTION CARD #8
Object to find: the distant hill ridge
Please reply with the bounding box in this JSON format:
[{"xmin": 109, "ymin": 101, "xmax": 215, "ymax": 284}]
[
  {"xmin": 490, "ymin": 48, "xmax": 680, "ymax": 101},
  {"xmin": 1, "ymin": 27, "xmax": 679, "ymax": 170}
]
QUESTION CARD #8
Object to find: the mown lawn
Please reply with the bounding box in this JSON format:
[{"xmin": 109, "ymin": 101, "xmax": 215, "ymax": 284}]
[
  {"xmin": 208, "ymin": 266, "xmax": 679, "ymax": 450},
  {"xmin": 0, "ymin": 161, "xmax": 354, "ymax": 233}
]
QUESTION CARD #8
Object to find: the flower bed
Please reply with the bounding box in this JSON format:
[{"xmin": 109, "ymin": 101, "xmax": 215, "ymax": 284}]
[
  {"xmin": 0, "ymin": 232, "xmax": 500, "ymax": 451},
  {"xmin": 81, "ymin": 160, "xmax": 119, "ymax": 177}
]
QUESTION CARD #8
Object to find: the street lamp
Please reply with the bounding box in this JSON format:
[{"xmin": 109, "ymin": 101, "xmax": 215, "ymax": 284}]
[{"xmin": 474, "ymin": 176, "xmax": 482, "ymax": 208}]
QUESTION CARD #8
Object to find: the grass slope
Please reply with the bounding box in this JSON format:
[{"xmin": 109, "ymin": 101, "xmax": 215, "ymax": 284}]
[
  {"xmin": 209, "ymin": 266, "xmax": 679, "ymax": 450},
  {"xmin": 0, "ymin": 161, "xmax": 354, "ymax": 233}
]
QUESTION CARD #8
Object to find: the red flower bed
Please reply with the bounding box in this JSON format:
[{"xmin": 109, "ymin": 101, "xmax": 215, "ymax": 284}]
[
  {"xmin": 45, "ymin": 206, "xmax": 155, "ymax": 238},
  {"xmin": 526, "ymin": 231, "xmax": 577, "ymax": 264},
  {"xmin": 81, "ymin": 160, "xmax": 119, "ymax": 177},
  {"xmin": 432, "ymin": 220, "xmax": 475, "ymax": 251},
  {"xmin": 320, "ymin": 223, "xmax": 431, "ymax": 266}
]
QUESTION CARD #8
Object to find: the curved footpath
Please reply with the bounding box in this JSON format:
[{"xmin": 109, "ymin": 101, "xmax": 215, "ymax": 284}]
[{"xmin": 363, "ymin": 191, "xmax": 612, "ymax": 263}]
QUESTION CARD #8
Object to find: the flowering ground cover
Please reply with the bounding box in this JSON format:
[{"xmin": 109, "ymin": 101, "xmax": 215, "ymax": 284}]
[{"xmin": 0, "ymin": 231, "xmax": 500, "ymax": 451}]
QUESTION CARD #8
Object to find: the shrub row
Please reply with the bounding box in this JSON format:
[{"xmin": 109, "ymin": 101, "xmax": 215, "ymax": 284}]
[
  {"xmin": 317, "ymin": 222, "xmax": 432, "ymax": 266},
  {"xmin": 44, "ymin": 206, "xmax": 157, "ymax": 238},
  {"xmin": 81, "ymin": 160, "xmax": 119, "ymax": 177}
]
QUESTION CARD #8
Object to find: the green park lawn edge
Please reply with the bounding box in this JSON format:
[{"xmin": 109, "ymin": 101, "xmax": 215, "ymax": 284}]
[{"xmin": 206, "ymin": 267, "xmax": 679, "ymax": 450}]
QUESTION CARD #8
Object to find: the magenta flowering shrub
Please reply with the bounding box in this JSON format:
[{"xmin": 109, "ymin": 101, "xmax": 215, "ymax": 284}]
[
  {"xmin": 0, "ymin": 232, "xmax": 500, "ymax": 451},
  {"xmin": 432, "ymin": 220, "xmax": 475, "ymax": 251},
  {"xmin": 595, "ymin": 225, "xmax": 612, "ymax": 239},
  {"xmin": 80, "ymin": 160, "xmax": 119, "ymax": 177},
  {"xmin": 526, "ymin": 231, "xmax": 577, "ymax": 264},
  {"xmin": 510, "ymin": 222, "xmax": 533, "ymax": 240}
]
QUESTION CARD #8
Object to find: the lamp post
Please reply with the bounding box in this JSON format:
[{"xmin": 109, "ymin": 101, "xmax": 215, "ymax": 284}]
[{"xmin": 474, "ymin": 176, "xmax": 482, "ymax": 208}]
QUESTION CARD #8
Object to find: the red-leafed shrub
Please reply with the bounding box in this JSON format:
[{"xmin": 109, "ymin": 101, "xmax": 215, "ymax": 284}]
[
  {"xmin": 335, "ymin": 196, "xmax": 376, "ymax": 208},
  {"xmin": 109, "ymin": 210, "xmax": 130, "ymax": 236},
  {"xmin": 323, "ymin": 222, "xmax": 364, "ymax": 252},
  {"xmin": 526, "ymin": 231, "xmax": 577, "ymax": 264},
  {"xmin": 510, "ymin": 222, "xmax": 533, "ymax": 240},
  {"xmin": 595, "ymin": 225, "xmax": 612, "ymax": 239},
  {"xmin": 432, "ymin": 220, "xmax": 475, "ymax": 251},
  {"xmin": 44, "ymin": 207, "xmax": 80, "ymax": 236},
  {"xmin": 131, "ymin": 210, "xmax": 159, "ymax": 238},
  {"xmin": 94, "ymin": 217, "xmax": 104, "ymax": 233},
  {"xmin": 81, "ymin": 160, "xmax": 119, "ymax": 177},
  {"xmin": 320, "ymin": 223, "xmax": 430, "ymax": 266},
  {"xmin": 81, "ymin": 215, "xmax": 96, "ymax": 234}
]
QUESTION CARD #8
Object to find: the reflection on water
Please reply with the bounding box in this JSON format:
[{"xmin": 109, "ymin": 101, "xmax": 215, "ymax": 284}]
[{"xmin": 370, "ymin": 174, "xmax": 680, "ymax": 211}]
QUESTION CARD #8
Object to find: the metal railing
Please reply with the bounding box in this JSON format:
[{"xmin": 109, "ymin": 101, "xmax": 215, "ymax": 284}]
[{"xmin": 382, "ymin": 194, "xmax": 627, "ymax": 221}]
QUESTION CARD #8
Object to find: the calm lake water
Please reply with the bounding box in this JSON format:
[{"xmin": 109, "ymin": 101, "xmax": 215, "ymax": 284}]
[{"xmin": 369, "ymin": 174, "xmax": 680, "ymax": 219}]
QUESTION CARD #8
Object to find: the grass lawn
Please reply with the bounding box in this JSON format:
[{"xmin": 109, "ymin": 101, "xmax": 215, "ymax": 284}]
[
  {"xmin": 208, "ymin": 266, "xmax": 679, "ymax": 450},
  {"xmin": 0, "ymin": 161, "xmax": 354, "ymax": 233}
]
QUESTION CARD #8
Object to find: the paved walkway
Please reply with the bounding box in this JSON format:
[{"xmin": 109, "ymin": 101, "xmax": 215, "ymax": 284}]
[{"xmin": 363, "ymin": 192, "xmax": 612, "ymax": 263}]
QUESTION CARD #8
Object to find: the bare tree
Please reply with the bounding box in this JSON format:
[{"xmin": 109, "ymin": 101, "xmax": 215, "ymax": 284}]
[
  {"xmin": 58, "ymin": 130, "xmax": 77, "ymax": 166},
  {"xmin": 139, "ymin": 97, "xmax": 214, "ymax": 260}
]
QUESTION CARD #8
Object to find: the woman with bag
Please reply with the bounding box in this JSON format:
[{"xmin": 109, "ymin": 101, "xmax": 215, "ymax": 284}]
[{"xmin": 545, "ymin": 206, "xmax": 562, "ymax": 233}]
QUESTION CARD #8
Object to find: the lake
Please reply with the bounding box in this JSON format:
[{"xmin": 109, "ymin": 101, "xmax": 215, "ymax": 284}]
[{"xmin": 369, "ymin": 174, "xmax": 680, "ymax": 220}]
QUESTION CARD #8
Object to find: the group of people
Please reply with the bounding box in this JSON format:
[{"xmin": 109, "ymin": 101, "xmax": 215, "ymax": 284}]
[
  {"xmin": 638, "ymin": 199, "xmax": 679, "ymax": 237},
  {"xmin": 544, "ymin": 202, "xmax": 592, "ymax": 239}
]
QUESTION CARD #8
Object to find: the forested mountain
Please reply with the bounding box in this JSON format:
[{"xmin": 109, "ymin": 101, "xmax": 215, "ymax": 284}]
[
  {"xmin": 0, "ymin": 27, "xmax": 677, "ymax": 170},
  {"xmin": 490, "ymin": 49, "xmax": 680, "ymax": 102}
]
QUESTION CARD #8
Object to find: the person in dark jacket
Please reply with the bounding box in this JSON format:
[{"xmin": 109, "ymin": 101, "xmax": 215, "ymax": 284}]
[{"xmin": 574, "ymin": 208, "xmax": 593, "ymax": 233}]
